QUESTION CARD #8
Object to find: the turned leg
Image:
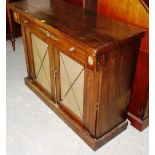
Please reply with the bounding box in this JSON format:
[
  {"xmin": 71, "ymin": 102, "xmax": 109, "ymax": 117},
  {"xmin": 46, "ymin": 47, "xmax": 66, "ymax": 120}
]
[{"xmin": 7, "ymin": 0, "xmax": 16, "ymax": 51}]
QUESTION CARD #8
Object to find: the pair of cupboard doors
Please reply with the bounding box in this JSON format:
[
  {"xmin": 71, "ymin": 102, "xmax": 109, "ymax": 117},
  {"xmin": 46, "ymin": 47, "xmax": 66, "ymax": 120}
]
[{"xmin": 22, "ymin": 18, "xmax": 86, "ymax": 123}]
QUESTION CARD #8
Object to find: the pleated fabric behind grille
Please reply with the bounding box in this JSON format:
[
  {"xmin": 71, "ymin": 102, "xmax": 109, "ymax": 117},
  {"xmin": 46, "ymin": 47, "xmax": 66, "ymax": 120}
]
[
  {"xmin": 60, "ymin": 52, "xmax": 84, "ymax": 120},
  {"xmin": 31, "ymin": 34, "xmax": 52, "ymax": 93}
]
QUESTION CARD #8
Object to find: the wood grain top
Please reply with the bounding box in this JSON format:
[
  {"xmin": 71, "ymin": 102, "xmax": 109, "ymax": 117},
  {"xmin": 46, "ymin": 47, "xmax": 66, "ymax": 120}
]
[{"xmin": 9, "ymin": 0, "xmax": 144, "ymax": 54}]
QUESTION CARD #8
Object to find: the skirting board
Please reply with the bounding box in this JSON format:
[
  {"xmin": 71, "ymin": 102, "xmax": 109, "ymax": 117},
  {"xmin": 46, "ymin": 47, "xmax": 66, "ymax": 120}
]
[
  {"xmin": 128, "ymin": 112, "xmax": 149, "ymax": 131},
  {"xmin": 25, "ymin": 77, "xmax": 128, "ymax": 150}
]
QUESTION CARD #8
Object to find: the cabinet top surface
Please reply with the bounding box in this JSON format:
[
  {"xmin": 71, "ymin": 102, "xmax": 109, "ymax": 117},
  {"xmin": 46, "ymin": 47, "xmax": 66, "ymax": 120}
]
[{"xmin": 10, "ymin": 0, "xmax": 144, "ymax": 54}]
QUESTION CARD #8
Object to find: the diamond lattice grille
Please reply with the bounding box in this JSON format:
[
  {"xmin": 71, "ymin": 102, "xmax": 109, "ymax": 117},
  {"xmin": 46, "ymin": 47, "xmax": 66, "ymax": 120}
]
[
  {"xmin": 60, "ymin": 52, "xmax": 84, "ymax": 120},
  {"xmin": 31, "ymin": 34, "xmax": 51, "ymax": 93}
]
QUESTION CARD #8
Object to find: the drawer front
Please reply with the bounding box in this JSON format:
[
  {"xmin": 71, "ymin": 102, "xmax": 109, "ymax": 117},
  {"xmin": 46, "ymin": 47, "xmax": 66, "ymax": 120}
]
[
  {"xmin": 30, "ymin": 22, "xmax": 87, "ymax": 66},
  {"xmin": 21, "ymin": 17, "xmax": 96, "ymax": 69}
]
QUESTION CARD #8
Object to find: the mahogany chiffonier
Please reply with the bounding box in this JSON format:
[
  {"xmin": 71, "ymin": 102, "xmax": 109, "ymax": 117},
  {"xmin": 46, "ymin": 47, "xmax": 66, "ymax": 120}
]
[{"xmin": 9, "ymin": 0, "xmax": 144, "ymax": 150}]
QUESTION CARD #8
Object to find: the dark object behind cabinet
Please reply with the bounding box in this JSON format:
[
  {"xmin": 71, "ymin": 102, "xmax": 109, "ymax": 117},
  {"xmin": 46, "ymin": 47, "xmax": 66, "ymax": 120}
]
[
  {"xmin": 97, "ymin": 0, "xmax": 149, "ymax": 131},
  {"xmin": 6, "ymin": 0, "xmax": 21, "ymax": 49},
  {"xmin": 128, "ymin": 51, "xmax": 149, "ymax": 131}
]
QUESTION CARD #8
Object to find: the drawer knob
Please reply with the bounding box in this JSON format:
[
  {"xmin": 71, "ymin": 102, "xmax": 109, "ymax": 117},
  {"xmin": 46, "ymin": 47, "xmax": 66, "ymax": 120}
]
[
  {"xmin": 45, "ymin": 31, "xmax": 50, "ymax": 37},
  {"xmin": 69, "ymin": 47, "xmax": 75, "ymax": 53}
]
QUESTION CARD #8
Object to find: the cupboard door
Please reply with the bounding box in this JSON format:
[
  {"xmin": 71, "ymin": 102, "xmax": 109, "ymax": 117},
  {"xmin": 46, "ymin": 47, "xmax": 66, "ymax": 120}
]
[
  {"xmin": 30, "ymin": 33, "xmax": 55, "ymax": 99},
  {"xmin": 59, "ymin": 51, "xmax": 84, "ymax": 120}
]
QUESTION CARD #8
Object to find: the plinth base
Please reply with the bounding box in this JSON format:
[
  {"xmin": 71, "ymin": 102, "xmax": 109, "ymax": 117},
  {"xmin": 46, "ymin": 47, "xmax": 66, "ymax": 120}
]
[
  {"xmin": 128, "ymin": 112, "xmax": 149, "ymax": 131},
  {"xmin": 25, "ymin": 77, "xmax": 128, "ymax": 150}
]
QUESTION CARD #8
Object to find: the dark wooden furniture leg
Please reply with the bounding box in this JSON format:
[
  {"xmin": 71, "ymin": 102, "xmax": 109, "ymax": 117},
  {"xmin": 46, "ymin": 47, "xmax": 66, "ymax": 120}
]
[{"xmin": 6, "ymin": 0, "xmax": 15, "ymax": 51}]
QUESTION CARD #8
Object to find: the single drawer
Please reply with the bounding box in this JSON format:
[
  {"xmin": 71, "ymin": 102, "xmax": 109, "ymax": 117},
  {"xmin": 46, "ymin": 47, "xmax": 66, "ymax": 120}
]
[
  {"xmin": 53, "ymin": 34, "xmax": 96, "ymax": 69},
  {"xmin": 13, "ymin": 12, "xmax": 20, "ymax": 24}
]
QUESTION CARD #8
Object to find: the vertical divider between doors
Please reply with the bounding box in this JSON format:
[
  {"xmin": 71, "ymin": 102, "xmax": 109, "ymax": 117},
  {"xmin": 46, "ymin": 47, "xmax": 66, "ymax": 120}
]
[
  {"xmin": 48, "ymin": 45, "xmax": 57, "ymax": 100},
  {"xmin": 53, "ymin": 47, "xmax": 61, "ymax": 104}
]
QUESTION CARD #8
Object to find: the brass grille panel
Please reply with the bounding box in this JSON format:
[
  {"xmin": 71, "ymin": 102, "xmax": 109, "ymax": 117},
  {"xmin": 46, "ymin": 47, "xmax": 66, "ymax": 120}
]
[
  {"xmin": 31, "ymin": 34, "xmax": 52, "ymax": 93},
  {"xmin": 60, "ymin": 52, "xmax": 84, "ymax": 120}
]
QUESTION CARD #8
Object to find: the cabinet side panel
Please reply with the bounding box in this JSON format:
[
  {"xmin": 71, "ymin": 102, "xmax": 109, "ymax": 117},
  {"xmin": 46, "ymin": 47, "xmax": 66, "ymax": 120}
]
[{"xmin": 96, "ymin": 40, "xmax": 140, "ymax": 138}]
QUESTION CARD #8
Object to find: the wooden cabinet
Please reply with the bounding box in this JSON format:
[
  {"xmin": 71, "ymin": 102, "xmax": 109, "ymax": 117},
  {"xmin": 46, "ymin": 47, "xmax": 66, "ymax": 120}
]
[{"xmin": 9, "ymin": 0, "xmax": 144, "ymax": 150}]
